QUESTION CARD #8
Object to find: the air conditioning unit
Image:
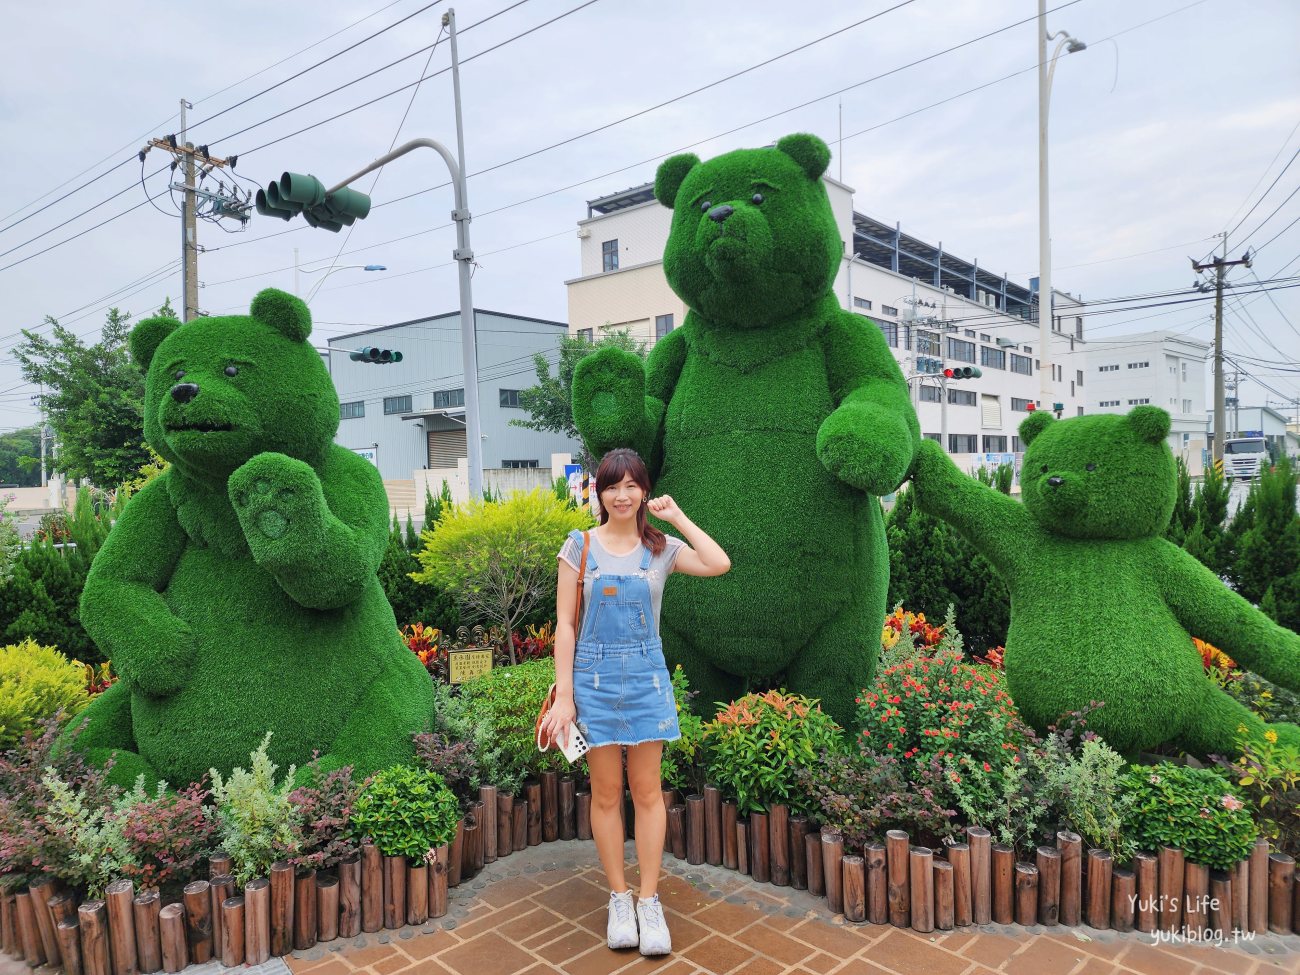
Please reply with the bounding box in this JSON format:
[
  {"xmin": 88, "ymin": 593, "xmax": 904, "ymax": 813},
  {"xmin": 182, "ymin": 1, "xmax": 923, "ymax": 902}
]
[{"xmin": 576, "ymin": 227, "xmax": 591, "ymax": 239}]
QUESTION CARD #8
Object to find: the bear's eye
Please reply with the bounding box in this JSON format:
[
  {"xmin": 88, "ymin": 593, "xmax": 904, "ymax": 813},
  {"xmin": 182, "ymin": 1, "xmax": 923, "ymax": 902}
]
[
  {"xmin": 174, "ymin": 369, "xmax": 185, "ymax": 380},
  {"xmin": 1086, "ymin": 463, "xmax": 1096, "ymax": 471},
  {"xmin": 225, "ymin": 365, "xmax": 239, "ymax": 377},
  {"xmin": 751, "ymin": 193, "xmax": 764, "ymax": 205},
  {"xmin": 1041, "ymin": 465, "xmax": 1048, "ymax": 474},
  {"xmin": 700, "ymin": 200, "xmax": 712, "ymax": 212}
]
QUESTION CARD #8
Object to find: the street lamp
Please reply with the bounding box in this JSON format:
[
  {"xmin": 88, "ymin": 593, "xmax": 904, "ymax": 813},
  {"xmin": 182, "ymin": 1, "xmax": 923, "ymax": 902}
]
[
  {"xmin": 1037, "ymin": 0, "xmax": 1086, "ymax": 411},
  {"xmin": 295, "ymin": 258, "xmax": 387, "ymax": 298}
]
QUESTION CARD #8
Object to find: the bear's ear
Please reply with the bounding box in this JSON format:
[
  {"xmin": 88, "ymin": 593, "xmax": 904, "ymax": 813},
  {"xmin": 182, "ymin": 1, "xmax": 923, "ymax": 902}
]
[
  {"xmin": 1128, "ymin": 406, "xmax": 1171, "ymax": 444},
  {"xmin": 1019, "ymin": 410, "xmax": 1055, "ymax": 446},
  {"xmin": 776, "ymin": 133, "xmax": 831, "ymax": 180},
  {"xmin": 250, "ymin": 288, "xmax": 312, "ymax": 342},
  {"xmin": 655, "ymin": 153, "xmax": 700, "ymax": 207},
  {"xmin": 130, "ymin": 314, "xmax": 180, "ymax": 370}
]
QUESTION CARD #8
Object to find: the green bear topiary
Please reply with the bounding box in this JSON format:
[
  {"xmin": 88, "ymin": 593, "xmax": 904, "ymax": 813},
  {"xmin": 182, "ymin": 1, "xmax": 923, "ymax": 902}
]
[
  {"xmin": 64, "ymin": 288, "xmax": 433, "ymax": 788},
  {"xmin": 571, "ymin": 134, "xmax": 920, "ymax": 725},
  {"xmin": 910, "ymin": 406, "xmax": 1300, "ymax": 756}
]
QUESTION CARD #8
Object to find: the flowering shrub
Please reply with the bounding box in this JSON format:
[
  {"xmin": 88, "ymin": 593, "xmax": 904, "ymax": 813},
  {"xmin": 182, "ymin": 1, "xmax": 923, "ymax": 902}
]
[
  {"xmin": 403, "ymin": 622, "xmax": 447, "ymax": 681},
  {"xmin": 350, "ymin": 766, "xmax": 459, "ymax": 862},
  {"xmin": 881, "ymin": 606, "xmax": 944, "ymax": 652},
  {"xmin": 703, "ymin": 690, "xmax": 844, "ymax": 816},
  {"xmin": 1195, "ymin": 637, "xmax": 1236, "ymax": 673},
  {"xmin": 84, "ymin": 661, "xmax": 116, "ymax": 697},
  {"xmin": 1214, "ymin": 725, "xmax": 1300, "ymax": 857},
  {"xmin": 113, "ymin": 778, "xmax": 217, "ymax": 894},
  {"xmin": 0, "ymin": 639, "xmax": 92, "ymax": 750},
  {"xmin": 414, "ymin": 682, "xmax": 485, "ymax": 807},
  {"xmin": 1122, "ymin": 763, "xmax": 1257, "ymax": 871},
  {"xmin": 509, "ymin": 621, "xmax": 555, "ymax": 665},
  {"xmin": 662, "ymin": 666, "xmax": 705, "ymax": 794},
  {"xmin": 287, "ymin": 762, "xmax": 363, "ymax": 873},
  {"xmin": 209, "ymin": 733, "xmax": 299, "ymax": 885}
]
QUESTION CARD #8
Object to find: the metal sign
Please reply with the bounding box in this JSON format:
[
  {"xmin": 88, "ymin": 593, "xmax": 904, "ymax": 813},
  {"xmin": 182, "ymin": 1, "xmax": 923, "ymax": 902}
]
[{"xmin": 448, "ymin": 647, "xmax": 493, "ymax": 684}]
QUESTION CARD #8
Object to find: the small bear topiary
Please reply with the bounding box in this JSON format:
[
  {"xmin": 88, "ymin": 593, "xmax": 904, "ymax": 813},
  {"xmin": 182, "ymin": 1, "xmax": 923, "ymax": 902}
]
[{"xmin": 909, "ymin": 406, "xmax": 1300, "ymax": 756}]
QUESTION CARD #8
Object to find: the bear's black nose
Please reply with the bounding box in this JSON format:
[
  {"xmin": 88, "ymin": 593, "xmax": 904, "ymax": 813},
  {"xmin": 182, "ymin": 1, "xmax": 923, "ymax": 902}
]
[
  {"xmin": 707, "ymin": 204, "xmax": 734, "ymax": 223},
  {"xmin": 1047, "ymin": 476, "xmax": 1064, "ymax": 488},
  {"xmin": 171, "ymin": 383, "xmax": 200, "ymax": 404}
]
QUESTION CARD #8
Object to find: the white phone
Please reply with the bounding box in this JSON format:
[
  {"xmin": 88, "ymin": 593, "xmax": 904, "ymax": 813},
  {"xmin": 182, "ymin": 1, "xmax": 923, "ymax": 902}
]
[{"xmin": 559, "ymin": 723, "xmax": 590, "ymax": 763}]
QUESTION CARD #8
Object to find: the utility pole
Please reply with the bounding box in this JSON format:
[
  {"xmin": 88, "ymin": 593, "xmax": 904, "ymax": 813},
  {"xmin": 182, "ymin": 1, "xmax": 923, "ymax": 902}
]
[
  {"xmin": 179, "ymin": 99, "xmax": 197, "ymax": 321},
  {"xmin": 1193, "ymin": 239, "xmax": 1251, "ymax": 461},
  {"xmin": 940, "ymin": 374, "xmax": 949, "ymax": 451}
]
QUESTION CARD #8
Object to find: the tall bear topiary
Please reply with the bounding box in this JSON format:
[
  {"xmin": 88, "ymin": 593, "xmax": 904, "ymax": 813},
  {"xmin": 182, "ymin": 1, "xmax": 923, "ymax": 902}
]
[
  {"xmin": 910, "ymin": 406, "xmax": 1300, "ymax": 756},
  {"xmin": 571, "ymin": 134, "xmax": 920, "ymax": 725},
  {"xmin": 65, "ymin": 288, "xmax": 434, "ymax": 787}
]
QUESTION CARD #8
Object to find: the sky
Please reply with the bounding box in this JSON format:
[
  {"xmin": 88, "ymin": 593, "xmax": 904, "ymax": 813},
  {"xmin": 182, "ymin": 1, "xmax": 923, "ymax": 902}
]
[{"xmin": 1, "ymin": 0, "xmax": 1298, "ymax": 433}]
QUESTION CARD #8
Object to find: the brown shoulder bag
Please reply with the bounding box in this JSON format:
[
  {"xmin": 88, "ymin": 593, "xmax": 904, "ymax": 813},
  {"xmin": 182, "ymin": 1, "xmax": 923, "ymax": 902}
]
[{"xmin": 536, "ymin": 530, "xmax": 589, "ymax": 751}]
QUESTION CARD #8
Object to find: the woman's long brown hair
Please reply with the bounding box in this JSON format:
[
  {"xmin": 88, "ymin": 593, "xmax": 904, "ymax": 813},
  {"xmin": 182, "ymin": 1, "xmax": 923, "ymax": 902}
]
[{"xmin": 594, "ymin": 448, "xmax": 667, "ymax": 555}]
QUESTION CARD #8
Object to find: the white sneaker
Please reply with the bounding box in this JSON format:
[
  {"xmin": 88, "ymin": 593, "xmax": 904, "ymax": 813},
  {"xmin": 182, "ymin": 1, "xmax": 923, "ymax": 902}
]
[
  {"xmin": 607, "ymin": 890, "xmax": 638, "ymax": 949},
  {"xmin": 636, "ymin": 894, "xmax": 672, "ymax": 956}
]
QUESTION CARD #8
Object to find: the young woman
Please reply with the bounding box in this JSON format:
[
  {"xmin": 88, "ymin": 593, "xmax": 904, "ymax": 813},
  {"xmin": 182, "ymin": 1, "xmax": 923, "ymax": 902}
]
[{"xmin": 542, "ymin": 448, "xmax": 730, "ymax": 956}]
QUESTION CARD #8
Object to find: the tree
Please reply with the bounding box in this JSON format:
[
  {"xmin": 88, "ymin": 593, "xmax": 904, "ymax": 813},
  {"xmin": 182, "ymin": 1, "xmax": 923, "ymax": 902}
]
[
  {"xmin": 412, "ymin": 489, "xmax": 594, "ymax": 663},
  {"xmin": 0, "ymin": 428, "xmax": 41, "ymax": 487},
  {"xmin": 1183, "ymin": 461, "xmax": 1232, "ymax": 575},
  {"xmin": 13, "ymin": 306, "xmax": 155, "ymax": 488},
  {"xmin": 1166, "ymin": 457, "xmax": 1195, "ymax": 544},
  {"xmin": 510, "ymin": 331, "xmax": 646, "ymax": 470},
  {"xmin": 1236, "ymin": 456, "xmax": 1300, "ymax": 606}
]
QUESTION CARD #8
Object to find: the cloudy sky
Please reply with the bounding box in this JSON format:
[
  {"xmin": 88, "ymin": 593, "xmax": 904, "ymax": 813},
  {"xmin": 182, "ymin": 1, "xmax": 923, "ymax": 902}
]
[{"xmin": 1, "ymin": 0, "xmax": 1297, "ymax": 432}]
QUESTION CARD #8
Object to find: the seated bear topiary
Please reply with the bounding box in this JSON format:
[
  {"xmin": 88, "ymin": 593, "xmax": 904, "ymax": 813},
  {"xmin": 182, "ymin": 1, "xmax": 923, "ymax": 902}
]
[
  {"xmin": 571, "ymin": 133, "xmax": 919, "ymax": 726},
  {"xmin": 909, "ymin": 406, "xmax": 1300, "ymax": 757},
  {"xmin": 63, "ymin": 288, "xmax": 434, "ymax": 788}
]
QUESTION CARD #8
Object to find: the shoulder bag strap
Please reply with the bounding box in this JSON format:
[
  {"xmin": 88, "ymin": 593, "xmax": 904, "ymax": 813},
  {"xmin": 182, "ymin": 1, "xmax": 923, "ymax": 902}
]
[{"xmin": 574, "ymin": 530, "xmax": 590, "ymax": 633}]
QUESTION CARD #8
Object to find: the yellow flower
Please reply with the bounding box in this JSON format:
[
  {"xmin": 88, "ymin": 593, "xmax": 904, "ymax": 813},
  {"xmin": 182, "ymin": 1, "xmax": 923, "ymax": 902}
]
[{"xmin": 1265, "ymin": 729, "xmax": 1279, "ymax": 744}]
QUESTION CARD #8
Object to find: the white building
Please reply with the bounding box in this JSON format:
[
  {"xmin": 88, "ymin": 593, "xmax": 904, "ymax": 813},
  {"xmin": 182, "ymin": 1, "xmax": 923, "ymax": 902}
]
[
  {"xmin": 565, "ymin": 177, "xmax": 1087, "ymax": 471},
  {"xmin": 1086, "ymin": 331, "xmax": 1211, "ymax": 472}
]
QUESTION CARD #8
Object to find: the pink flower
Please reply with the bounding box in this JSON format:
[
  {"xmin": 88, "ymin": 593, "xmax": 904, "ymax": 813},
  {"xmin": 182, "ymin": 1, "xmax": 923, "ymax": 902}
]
[{"xmin": 1220, "ymin": 794, "xmax": 1244, "ymax": 812}]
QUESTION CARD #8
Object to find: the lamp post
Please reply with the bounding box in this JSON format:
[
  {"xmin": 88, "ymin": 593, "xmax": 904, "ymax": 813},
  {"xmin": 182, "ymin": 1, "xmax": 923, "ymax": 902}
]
[
  {"xmin": 296, "ymin": 260, "xmax": 387, "ymax": 298},
  {"xmin": 1037, "ymin": 0, "xmax": 1085, "ymax": 411}
]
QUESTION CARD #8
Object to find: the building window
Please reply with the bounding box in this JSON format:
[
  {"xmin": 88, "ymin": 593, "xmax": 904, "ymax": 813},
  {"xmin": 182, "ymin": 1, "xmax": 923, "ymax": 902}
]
[
  {"xmin": 983, "ymin": 435, "xmax": 1008, "ymax": 452},
  {"xmin": 1012, "ymin": 436, "xmax": 1024, "ymax": 452},
  {"xmin": 877, "ymin": 321, "xmax": 899, "ymax": 347},
  {"xmin": 499, "ymin": 389, "xmax": 523, "ymax": 409},
  {"xmin": 501, "ymin": 459, "xmax": 539, "ymax": 469},
  {"xmin": 340, "ymin": 401, "xmax": 365, "ymax": 420},
  {"xmin": 1127, "ymin": 398, "xmax": 1151, "ymax": 405},
  {"xmin": 1182, "ymin": 361, "xmax": 1188, "ymax": 382},
  {"xmin": 383, "ymin": 395, "xmax": 412, "ymax": 415},
  {"xmin": 1127, "ymin": 361, "xmax": 1150, "ymax": 370},
  {"xmin": 577, "ymin": 327, "xmax": 593, "ymax": 342},
  {"xmin": 948, "ymin": 389, "xmax": 977, "ymax": 407},
  {"xmin": 1011, "ymin": 397, "xmax": 1034, "ymax": 412},
  {"xmin": 947, "ymin": 338, "xmax": 976, "ymax": 363},
  {"xmin": 655, "ymin": 314, "xmax": 674, "ymax": 340},
  {"xmin": 601, "ymin": 239, "xmax": 619, "ymax": 272},
  {"xmin": 949, "ymin": 433, "xmax": 978, "ymax": 453},
  {"xmin": 920, "ymin": 385, "xmax": 942, "ymax": 402},
  {"xmin": 1023, "ymin": 345, "xmax": 1033, "ymax": 354},
  {"xmin": 1010, "ymin": 354, "xmax": 1033, "ymax": 376},
  {"xmin": 916, "ymin": 329, "xmax": 940, "ymax": 356},
  {"xmin": 978, "ymin": 333, "xmax": 991, "ymax": 343},
  {"xmin": 1076, "ymin": 369, "xmax": 1083, "ymax": 387},
  {"xmin": 433, "ymin": 388, "xmax": 465, "ymax": 409},
  {"xmin": 980, "ymin": 346, "xmax": 1006, "ymax": 370},
  {"xmin": 1098, "ymin": 364, "xmax": 1119, "ymax": 372},
  {"xmin": 963, "ymin": 329, "xmax": 976, "ymax": 338},
  {"xmin": 923, "ymin": 432, "xmax": 942, "ymax": 443},
  {"xmin": 881, "ymin": 304, "xmax": 900, "ymax": 317},
  {"xmin": 1183, "ymin": 398, "xmax": 1192, "ymax": 413},
  {"xmin": 1075, "ymin": 316, "xmax": 1083, "ymax": 338},
  {"xmin": 853, "ymin": 297, "xmax": 872, "ymax": 310},
  {"xmin": 1099, "ymin": 400, "xmax": 1121, "ymax": 407}
]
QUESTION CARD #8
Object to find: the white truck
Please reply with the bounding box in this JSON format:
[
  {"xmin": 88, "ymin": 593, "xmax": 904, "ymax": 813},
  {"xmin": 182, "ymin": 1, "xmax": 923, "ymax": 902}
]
[{"xmin": 1222, "ymin": 436, "xmax": 1270, "ymax": 481}]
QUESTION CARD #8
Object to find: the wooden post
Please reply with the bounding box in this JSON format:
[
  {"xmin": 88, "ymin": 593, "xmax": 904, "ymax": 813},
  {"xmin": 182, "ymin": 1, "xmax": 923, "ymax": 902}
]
[
  {"xmin": 48, "ymin": 893, "xmax": 78, "ymax": 935},
  {"xmin": 1249, "ymin": 837, "xmax": 1269, "ymax": 933},
  {"xmin": 736, "ymin": 819, "xmax": 750, "ymax": 876},
  {"xmin": 513, "ymin": 798, "xmax": 528, "ymax": 852},
  {"xmin": 1183, "ymin": 861, "xmax": 1209, "ymax": 939},
  {"xmin": 1112, "ymin": 868, "xmax": 1135, "ymax": 933},
  {"xmin": 661, "ymin": 787, "xmax": 678, "ymax": 813},
  {"xmin": 269, "ymin": 861, "xmax": 294, "ymax": 956},
  {"xmin": 1231, "ymin": 858, "xmax": 1249, "ymax": 934},
  {"xmin": 1157, "ymin": 846, "xmax": 1184, "ymax": 934},
  {"xmin": 16, "ymin": 892, "xmax": 45, "ymax": 968},
  {"xmin": 948, "ymin": 842, "xmax": 971, "ymax": 927},
  {"xmin": 1086, "ymin": 850, "xmax": 1113, "ymax": 930},
  {"xmin": 790, "ymin": 816, "xmax": 810, "ymax": 890},
  {"xmin": 478, "ymin": 785, "xmax": 498, "ymax": 863},
  {"xmin": 156, "ymin": 905, "xmax": 184, "ymax": 975},
  {"xmin": 208, "ymin": 876, "xmax": 234, "ymax": 958},
  {"xmin": 992, "ymin": 845, "xmax": 1014, "ymax": 925},
  {"xmin": 500, "ymin": 791, "xmax": 518, "ymax": 852},
  {"xmin": 242, "ymin": 879, "xmax": 270, "ymax": 967},
  {"xmin": 220, "ymin": 896, "xmax": 244, "ymax": 969},
  {"xmin": 909, "ymin": 847, "xmax": 934, "ymax": 934},
  {"xmin": 750, "ymin": 810, "xmax": 771, "ymax": 884},
  {"xmin": 968, "ymin": 827, "xmax": 991, "ymax": 925},
  {"xmin": 361, "ymin": 844, "xmax": 382, "ymax": 933},
  {"xmin": 57, "ymin": 921, "xmax": 83, "ymax": 975},
  {"xmin": 525, "ymin": 781, "xmax": 542, "ymax": 846},
  {"xmin": 704, "ymin": 786, "xmax": 723, "ymax": 866},
  {"xmin": 406, "ymin": 863, "xmax": 428, "ymax": 927},
  {"xmin": 686, "ymin": 795, "xmax": 706, "ymax": 866},
  {"xmin": 1269, "ymin": 853, "xmax": 1295, "ymax": 935},
  {"xmin": 447, "ymin": 819, "xmax": 465, "ymax": 889},
  {"xmin": 1036, "ymin": 845, "xmax": 1060, "ymax": 926},
  {"xmin": 668, "ymin": 804, "xmax": 687, "ymax": 860},
  {"xmin": 1014, "ymin": 863, "xmax": 1039, "ymax": 927},
  {"xmin": 317, "ymin": 876, "xmax": 338, "ymax": 944},
  {"xmin": 1208, "ymin": 871, "xmax": 1231, "ymax": 941},
  {"xmin": 1294, "ymin": 875, "xmax": 1300, "ymax": 940},
  {"xmin": 1, "ymin": 889, "xmax": 15, "ymax": 958},
  {"xmin": 131, "ymin": 891, "xmax": 161, "ymax": 975},
  {"xmin": 722, "ymin": 802, "xmax": 739, "ymax": 871},
  {"xmin": 934, "ymin": 859, "xmax": 955, "ymax": 931},
  {"xmin": 28, "ymin": 878, "xmax": 61, "ymax": 969},
  {"xmin": 559, "ymin": 779, "xmax": 576, "ymax": 841},
  {"xmin": 1056, "ymin": 831, "xmax": 1082, "ymax": 926},
  {"xmin": 294, "ymin": 868, "xmax": 318, "ymax": 950},
  {"xmin": 79, "ymin": 901, "xmax": 110, "ymax": 975},
  {"xmin": 1134, "ymin": 852, "xmax": 1157, "ymax": 934},
  {"xmin": 470, "ymin": 801, "xmax": 486, "ymax": 872},
  {"xmin": 541, "ymin": 771, "xmax": 559, "ymax": 843},
  {"xmin": 866, "ymin": 842, "xmax": 887, "ymax": 925},
  {"xmin": 576, "ymin": 793, "xmax": 592, "ymax": 842},
  {"xmin": 182, "ymin": 880, "xmax": 212, "ymax": 965},
  {"xmin": 208, "ymin": 852, "xmax": 232, "ymax": 879},
  {"xmin": 886, "ymin": 830, "xmax": 910, "ymax": 928},
  {"xmin": 800, "ymin": 826, "xmax": 821, "ymax": 899},
  {"xmin": 338, "ymin": 855, "xmax": 361, "ymax": 939},
  {"xmin": 460, "ymin": 820, "xmax": 480, "ymax": 882},
  {"xmin": 769, "ymin": 804, "xmax": 790, "ymax": 887},
  {"xmin": 822, "ymin": 831, "xmax": 845, "ymax": 915},
  {"xmin": 429, "ymin": 845, "xmax": 449, "ymax": 920},
  {"xmin": 382, "ymin": 856, "xmax": 406, "ymax": 930},
  {"xmin": 105, "ymin": 879, "xmax": 138, "ymax": 975},
  {"xmin": 842, "ymin": 856, "xmax": 866, "ymax": 923}
]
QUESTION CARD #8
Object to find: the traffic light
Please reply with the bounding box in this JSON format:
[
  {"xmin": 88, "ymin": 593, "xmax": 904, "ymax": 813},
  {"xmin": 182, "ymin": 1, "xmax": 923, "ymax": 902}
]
[
  {"xmin": 255, "ymin": 172, "xmax": 372, "ymax": 232},
  {"xmin": 348, "ymin": 347, "xmax": 403, "ymax": 364},
  {"xmin": 943, "ymin": 366, "xmax": 983, "ymax": 380}
]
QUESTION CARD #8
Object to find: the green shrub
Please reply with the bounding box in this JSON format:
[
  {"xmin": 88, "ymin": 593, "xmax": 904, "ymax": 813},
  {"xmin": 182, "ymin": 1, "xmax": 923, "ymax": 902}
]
[
  {"xmin": 703, "ymin": 690, "xmax": 844, "ymax": 816},
  {"xmin": 661, "ymin": 665, "xmax": 705, "ymax": 794},
  {"xmin": 457, "ymin": 658, "xmax": 567, "ymax": 794},
  {"xmin": 1122, "ymin": 763, "xmax": 1257, "ymax": 871},
  {"xmin": 1213, "ymin": 726, "xmax": 1300, "ymax": 858},
  {"xmin": 209, "ymin": 733, "xmax": 299, "ymax": 885},
  {"xmin": 0, "ymin": 639, "xmax": 90, "ymax": 750},
  {"xmin": 39, "ymin": 769, "xmax": 133, "ymax": 897},
  {"xmin": 350, "ymin": 766, "xmax": 459, "ymax": 862},
  {"xmin": 1035, "ymin": 735, "xmax": 1136, "ymax": 862}
]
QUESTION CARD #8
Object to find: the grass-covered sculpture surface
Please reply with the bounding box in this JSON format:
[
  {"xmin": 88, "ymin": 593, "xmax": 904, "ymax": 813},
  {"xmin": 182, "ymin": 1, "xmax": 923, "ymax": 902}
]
[
  {"xmin": 571, "ymin": 133, "xmax": 920, "ymax": 725},
  {"xmin": 65, "ymin": 288, "xmax": 433, "ymax": 787},
  {"xmin": 910, "ymin": 406, "xmax": 1300, "ymax": 756}
]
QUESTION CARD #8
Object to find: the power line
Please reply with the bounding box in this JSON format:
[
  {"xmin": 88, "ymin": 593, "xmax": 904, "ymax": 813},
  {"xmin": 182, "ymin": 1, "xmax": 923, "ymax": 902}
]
[{"xmin": 1225, "ymin": 146, "xmax": 1300, "ymax": 245}]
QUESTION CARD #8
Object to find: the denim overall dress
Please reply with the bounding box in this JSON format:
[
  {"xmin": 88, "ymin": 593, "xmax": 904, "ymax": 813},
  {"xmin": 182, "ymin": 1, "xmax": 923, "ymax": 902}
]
[{"xmin": 571, "ymin": 530, "xmax": 681, "ymax": 747}]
